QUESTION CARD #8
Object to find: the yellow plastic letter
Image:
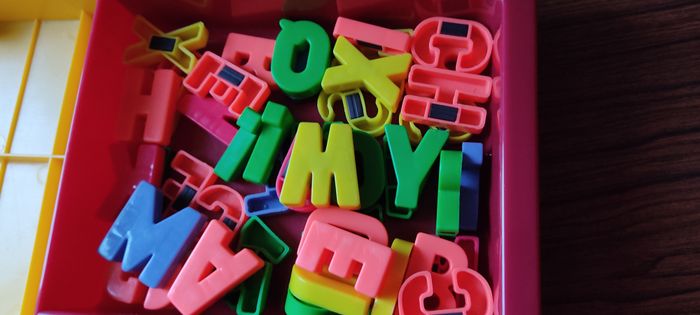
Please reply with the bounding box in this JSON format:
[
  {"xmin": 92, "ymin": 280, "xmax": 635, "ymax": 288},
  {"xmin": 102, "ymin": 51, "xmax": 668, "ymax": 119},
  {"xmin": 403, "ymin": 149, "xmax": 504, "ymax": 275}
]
[
  {"xmin": 280, "ymin": 123, "xmax": 360, "ymax": 209},
  {"xmin": 288, "ymin": 265, "xmax": 371, "ymax": 315},
  {"xmin": 321, "ymin": 36, "xmax": 412, "ymax": 113},
  {"xmin": 370, "ymin": 239, "xmax": 413, "ymax": 315}
]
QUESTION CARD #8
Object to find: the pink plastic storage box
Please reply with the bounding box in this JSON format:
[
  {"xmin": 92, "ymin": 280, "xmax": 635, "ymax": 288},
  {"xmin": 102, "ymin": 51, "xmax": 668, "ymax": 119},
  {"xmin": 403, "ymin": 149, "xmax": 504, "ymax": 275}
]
[{"xmin": 36, "ymin": 0, "xmax": 538, "ymax": 314}]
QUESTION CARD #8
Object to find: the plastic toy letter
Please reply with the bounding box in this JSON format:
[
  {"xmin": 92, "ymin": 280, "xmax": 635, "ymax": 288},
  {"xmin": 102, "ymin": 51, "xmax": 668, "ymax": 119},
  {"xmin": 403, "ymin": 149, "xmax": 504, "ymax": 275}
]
[
  {"xmin": 353, "ymin": 129, "xmax": 386, "ymax": 209},
  {"xmin": 235, "ymin": 261, "xmax": 273, "ymax": 315},
  {"xmin": 238, "ymin": 216, "xmax": 291, "ymax": 264},
  {"xmin": 244, "ymin": 186, "xmax": 288, "ymax": 217},
  {"xmin": 123, "ymin": 17, "xmax": 208, "ymax": 73},
  {"xmin": 399, "ymin": 234, "xmax": 493, "ymax": 314},
  {"xmin": 385, "ymin": 125, "xmax": 448, "ymax": 210},
  {"xmin": 214, "ymin": 102, "xmax": 294, "ymax": 184},
  {"xmin": 284, "ymin": 289, "xmax": 332, "ymax": 315},
  {"xmin": 288, "ymin": 265, "xmax": 371, "ymax": 315},
  {"xmin": 120, "ymin": 68, "xmax": 181, "ymax": 146},
  {"xmin": 296, "ymin": 221, "xmax": 393, "ymax": 297},
  {"xmin": 402, "ymin": 233, "xmax": 468, "ymax": 310},
  {"xmin": 106, "ymin": 264, "xmax": 147, "ymax": 304},
  {"xmin": 321, "ymin": 36, "xmax": 412, "ymax": 112},
  {"xmin": 98, "ymin": 181, "xmax": 206, "ymax": 288},
  {"xmin": 168, "ymin": 220, "xmax": 264, "ymax": 315},
  {"xmin": 461, "ymin": 142, "xmax": 483, "ymax": 231},
  {"xmin": 272, "ymin": 19, "xmax": 331, "ymax": 99},
  {"xmin": 436, "ymin": 150, "xmax": 462, "ymax": 237},
  {"xmin": 371, "ymin": 239, "xmax": 413, "ymax": 315},
  {"xmin": 280, "ymin": 123, "xmax": 360, "ymax": 209}
]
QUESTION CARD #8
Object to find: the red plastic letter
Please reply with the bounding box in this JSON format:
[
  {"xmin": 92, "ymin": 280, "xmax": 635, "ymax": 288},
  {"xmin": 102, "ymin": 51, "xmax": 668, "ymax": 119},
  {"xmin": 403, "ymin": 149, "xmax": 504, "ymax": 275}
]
[
  {"xmin": 168, "ymin": 220, "xmax": 264, "ymax": 315},
  {"xmin": 119, "ymin": 68, "xmax": 182, "ymax": 145},
  {"xmin": 184, "ymin": 51, "xmax": 270, "ymax": 119}
]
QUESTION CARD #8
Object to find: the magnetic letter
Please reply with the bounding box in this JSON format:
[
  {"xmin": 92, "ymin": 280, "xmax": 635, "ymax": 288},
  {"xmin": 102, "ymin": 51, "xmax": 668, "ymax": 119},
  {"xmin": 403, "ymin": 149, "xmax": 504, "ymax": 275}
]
[
  {"xmin": 214, "ymin": 102, "xmax": 294, "ymax": 184},
  {"xmin": 280, "ymin": 123, "xmax": 360, "ymax": 209},
  {"xmin": 272, "ymin": 19, "xmax": 331, "ymax": 99},
  {"xmin": 98, "ymin": 181, "xmax": 206, "ymax": 287},
  {"xmin": 385, "ymin": 125, "xmax": 448, "ymax": 210}
]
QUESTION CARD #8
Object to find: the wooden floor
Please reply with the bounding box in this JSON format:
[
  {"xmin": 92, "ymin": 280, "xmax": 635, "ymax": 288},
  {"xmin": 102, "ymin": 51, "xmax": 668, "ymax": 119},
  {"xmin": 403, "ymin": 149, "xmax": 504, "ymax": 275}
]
[{"xmin": 538, "ymin": 1, "xmax": 700, "ymax": 313}]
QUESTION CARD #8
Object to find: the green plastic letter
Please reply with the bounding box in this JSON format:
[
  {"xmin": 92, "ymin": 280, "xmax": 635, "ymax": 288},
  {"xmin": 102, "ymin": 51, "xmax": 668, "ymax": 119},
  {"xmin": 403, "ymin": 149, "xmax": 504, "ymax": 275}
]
[
  {"xmin": 436, "ymin": 150, "xmax": 462, "ymax": 237},
  {"xmin": 385, "ymin": 124, "xmax": 448, "ymax": 210},
  {"xmin": 272, "ymin": 19, "xmax": 331, "ymax": 99},
  {"xmin": 214, "ymin": 102, "xmax": 294, "ymax": 184},
  {"xmin": 353, "ymin": 130, "xmax": 386, "ymax": 209}
]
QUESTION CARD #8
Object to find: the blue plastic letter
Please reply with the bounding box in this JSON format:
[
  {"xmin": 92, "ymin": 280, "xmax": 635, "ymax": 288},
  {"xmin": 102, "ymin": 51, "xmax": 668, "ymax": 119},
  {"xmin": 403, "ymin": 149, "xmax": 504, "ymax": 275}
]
[
  {"xmin": 244, "ymin": 186, "xmax": 289, "ymax": 217},
  {"xmin": 98, "ymin": 181, "xmax": 207, "ymax": 287},
  {"xmin": 460, "ymin": 142, "xmax": 483, "ymax": 231}
]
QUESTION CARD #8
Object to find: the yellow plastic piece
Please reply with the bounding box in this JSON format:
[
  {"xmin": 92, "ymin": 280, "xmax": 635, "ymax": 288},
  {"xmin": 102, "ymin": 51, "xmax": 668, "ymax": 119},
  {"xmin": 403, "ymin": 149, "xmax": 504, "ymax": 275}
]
[
  {"xmin": 448, "ymin": 129, "xmax": 472, "ymax": 142},
  {"xmin": 370, "ymin": 239, "xmax": 413, "ymax": 315},
  {"xmin": 123, "ymin": 16, "xmax": 208, "ymax": 73},
  {"xmin": 317, "ymin": 89, "xmax": 393, "ymax": 137},
  {"xmin": 280, "ymin": 123, "xmax": 360, "ymax": 209},
  {"xmin": 288, "ymin": 265, "xmax": 371, "ymax": 315},
  {"xmin": 399, "ymin": 115, "xmax": 471, "ymax": 145},
  {"xmin": 19, "ymin": 13, "xmax": 91, "ymax": 315},
  {"xmin": 321, "ymin": 36, "xmax": 412, "ymax": 113},
  {"xmin": 398, "ymin": 114, "xmax": 424, "ymax": 144},
  {"xmin": 0, "ymin": 21, "xmax": 40, "ymax": 195},
  {"xmin": 0, "ymin": 3, "xmax": 92, "ymax": 313},
  {"xmin": 0, "ymin": 0, "xmax": 94, "ymax": 21}
]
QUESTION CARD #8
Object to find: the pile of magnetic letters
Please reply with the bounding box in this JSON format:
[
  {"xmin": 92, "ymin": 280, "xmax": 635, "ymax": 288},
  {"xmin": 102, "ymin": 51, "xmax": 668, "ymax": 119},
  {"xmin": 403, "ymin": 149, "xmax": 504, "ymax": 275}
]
[{"xmin": 98, "ymin": 14, "xmax": 497, "ymax": 315}]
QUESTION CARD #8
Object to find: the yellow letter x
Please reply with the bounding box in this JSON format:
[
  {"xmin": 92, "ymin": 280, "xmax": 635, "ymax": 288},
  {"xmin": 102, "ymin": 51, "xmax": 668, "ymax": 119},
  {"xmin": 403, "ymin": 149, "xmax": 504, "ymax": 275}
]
[
  {"xmin": 124, "ymin": 16, "xmax": 208, "ymax": 74},
  {"xmin": 321, "ymin": 36, "xmax": 412, "ymax": 113}
]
